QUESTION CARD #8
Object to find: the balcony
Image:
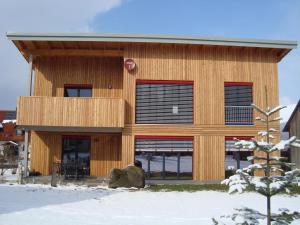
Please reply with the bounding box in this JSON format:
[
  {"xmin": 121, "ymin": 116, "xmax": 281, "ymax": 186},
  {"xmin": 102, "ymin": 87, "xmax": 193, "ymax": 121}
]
[
  {"xmin": 225, "ymin": 106, "xmax": 253, "ymax": 125},
  {"xmin": 17, "ymin": 96, "xmax": 124, "ymax": 132}
]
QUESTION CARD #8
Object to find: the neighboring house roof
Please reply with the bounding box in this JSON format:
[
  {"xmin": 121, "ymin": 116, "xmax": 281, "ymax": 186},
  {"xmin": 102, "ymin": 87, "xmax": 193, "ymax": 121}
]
[
  {"xmin": 0, "ymin": 141, "xmax": 19, "ymax": 146},
  {"xmin": 7, "ymin": 32, "xmax": 298, "ymax": 50},
  {"xmin": 0, "ymin": 110, "xmax": 16, "ymax": 124},
  {"xmin": 283, "ymin": 100, "xmax": 300, "ymax": 132}
]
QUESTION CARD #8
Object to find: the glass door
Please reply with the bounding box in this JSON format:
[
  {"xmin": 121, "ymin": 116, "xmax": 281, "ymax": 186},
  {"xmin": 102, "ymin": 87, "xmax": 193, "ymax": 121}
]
[{"xmin": 62, "ymin": 136, "xmax": 91, "ymax": 177}]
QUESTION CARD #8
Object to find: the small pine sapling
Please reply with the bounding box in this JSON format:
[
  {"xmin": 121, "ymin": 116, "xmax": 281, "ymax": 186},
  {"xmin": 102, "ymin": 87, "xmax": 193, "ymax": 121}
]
[{"xmin": 221, "ymin": 103, "xmax": 300, "ymax": 225}]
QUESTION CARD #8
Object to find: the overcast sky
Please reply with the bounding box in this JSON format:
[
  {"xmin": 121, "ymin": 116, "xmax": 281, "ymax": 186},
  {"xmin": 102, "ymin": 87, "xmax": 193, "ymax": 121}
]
[{"xmin": 0, "ymin": 0, "xmax": 299, "ymax": 116}]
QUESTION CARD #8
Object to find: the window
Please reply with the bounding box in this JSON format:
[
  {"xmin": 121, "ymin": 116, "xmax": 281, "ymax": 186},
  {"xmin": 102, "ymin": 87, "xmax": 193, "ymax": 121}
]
[
  {"xmin": 136, "ymin": 80, "xmax": 193, "ymax": 124},
  {"xmin": 64, "ymin": 84, "xmax": 92, "ymax": 97},
  {"xmin": 225, "ymin": 136, "xmax": 254, "ymax": 178},
  {"xmin": 224, "ymin": 82, "xmax": 253, "ymax": 125},
  {"xmin": 16, "ymin": 129, "xmax": 24, "ymax": 136},
  {"xmin": 62, "ymin": 136, "xmax": 91, "ymax": 176},
  {"xmin": 135, "ymin": 136, "xmax": 193, "ymax": 180}
]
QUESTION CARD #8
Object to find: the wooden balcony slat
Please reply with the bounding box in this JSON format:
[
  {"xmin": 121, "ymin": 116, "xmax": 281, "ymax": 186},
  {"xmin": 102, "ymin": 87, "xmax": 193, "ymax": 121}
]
[{"xmin": 17, "ymin": 97, "xmax": 124, "ymax": 128}]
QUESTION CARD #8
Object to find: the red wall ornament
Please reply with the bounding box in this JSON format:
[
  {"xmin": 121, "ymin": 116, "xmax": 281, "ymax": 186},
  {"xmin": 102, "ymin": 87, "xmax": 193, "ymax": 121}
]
[{"xmin": 124, "ymin": 58, "xmax": 136, "ymax": 71}]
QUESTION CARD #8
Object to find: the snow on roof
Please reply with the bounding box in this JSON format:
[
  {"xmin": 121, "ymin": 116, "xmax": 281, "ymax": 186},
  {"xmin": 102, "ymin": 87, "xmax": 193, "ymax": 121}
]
[
  {"xmin": 280, "ymin": 103, "xmax": 297, "ymax": 123},
  {"xmin": 8, "ymin": 141, "xmax": 19, "ymax": 146},
  {"xmin": 2, "ymin": 119, "xmax": 16, "ymax": 124}
]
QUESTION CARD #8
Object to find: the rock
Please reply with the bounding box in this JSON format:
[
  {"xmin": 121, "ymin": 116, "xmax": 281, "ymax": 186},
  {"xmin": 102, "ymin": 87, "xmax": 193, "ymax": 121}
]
[{"xmin": 108, "ymin": 165, "xmax": 145, "ymax": 188}]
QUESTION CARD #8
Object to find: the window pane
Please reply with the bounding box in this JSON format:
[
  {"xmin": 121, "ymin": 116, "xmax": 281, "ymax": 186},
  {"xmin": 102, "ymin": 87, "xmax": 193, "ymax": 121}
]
[
  {"xmin": 135, "ymin": 138, "xmax": 193, "ymax": 180},
  {"xmin": 64, "ymin": 88, "xmax": 78, "ymax": 97},
  {"xmin": 224, "ymin": 84, "xmax": 253, "ymax": 125},
  {"xmin": 179, "ymin": 152, "xmax": 193, "ymax": 179},
  {"xmin": 165, "ymin": 153, "xmax": 178, "ymax": 179},
  {"xmin": 79, "ymin": 89, "xmax": 92, "ymax": 97},
  {"xmin": 225, "ymin": 139, "xmax": 253, "ymax": 178}
]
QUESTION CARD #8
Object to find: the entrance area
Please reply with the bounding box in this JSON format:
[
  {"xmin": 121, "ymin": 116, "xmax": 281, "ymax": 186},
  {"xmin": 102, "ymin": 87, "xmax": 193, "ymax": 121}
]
[
  {"xmin": 62, "ymin": 136, "xmax": 91, "ymax": 178},
  {"xmin": 135, "ymin": 136, "xmax": 193, "ymax": 180}
]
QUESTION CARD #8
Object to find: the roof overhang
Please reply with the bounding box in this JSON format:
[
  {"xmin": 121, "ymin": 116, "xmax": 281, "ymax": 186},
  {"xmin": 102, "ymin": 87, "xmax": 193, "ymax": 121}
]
[{"xmin": 6, "ymin": 32, "xmax": 298, "ymax": 62}]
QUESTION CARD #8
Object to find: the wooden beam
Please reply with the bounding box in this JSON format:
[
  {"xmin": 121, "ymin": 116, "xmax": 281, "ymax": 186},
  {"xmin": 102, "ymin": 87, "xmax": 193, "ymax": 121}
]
[{"xmin": 28, "ymin": 49, "xmax": 124, "ymax": 57}]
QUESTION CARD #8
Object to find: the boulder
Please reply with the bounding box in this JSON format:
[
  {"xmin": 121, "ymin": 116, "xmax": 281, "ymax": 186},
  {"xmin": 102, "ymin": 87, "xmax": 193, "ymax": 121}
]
[{"xmin": 108, "ymin": 164, "xmax": 145, "ymax": 188}]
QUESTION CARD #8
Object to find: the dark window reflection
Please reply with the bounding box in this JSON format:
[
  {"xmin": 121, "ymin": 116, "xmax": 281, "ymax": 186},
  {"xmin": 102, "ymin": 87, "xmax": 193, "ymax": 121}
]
[
  {"xmin": 62, "ymin": 137, "xmax": 91, "ymax": 176},
  {"xmin": 64, "ymin": 85, "xmax": 92, "ymax": 97},
  {"xmin": 135, "ymin": 151, "xmax": 193, "ymax": 180}
]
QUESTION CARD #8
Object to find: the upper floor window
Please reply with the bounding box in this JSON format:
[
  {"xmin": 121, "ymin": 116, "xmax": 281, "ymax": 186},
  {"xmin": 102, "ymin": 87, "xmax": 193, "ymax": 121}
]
[
  {"xmin": 136, "ymin": 80, "xmax": 193, "ymax": 124},
  {"xmin": 225, "ymin": 82, "xmax": 253, "ymax": 125},
  {"xmin": 64, "ymin": 84, "xmax": 92, "ymax": 97}
]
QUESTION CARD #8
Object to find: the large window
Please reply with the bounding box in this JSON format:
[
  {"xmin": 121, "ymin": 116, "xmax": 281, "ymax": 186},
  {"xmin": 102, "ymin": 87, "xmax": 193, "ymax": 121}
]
[
  {"xmin": 136, "ymin": 80, "xmax": 193, "ymax": 124},
  {"xmin": 225, "ymin": 136, "xmax": 253, "ymax": 178},
  {"xmin": 135, "ymin": 136, "xmax": 193, "ymax": 180},
  {"xmin": 64, "ymin": 84, "xmax": 92, "ymax": 97},
  {"xmin": 62, "ymin": 136, "xmax": 91, "ymax": 177},
  {"xmin": 225, "ymin": 82, "xmax": 253, "ymax": 125}
]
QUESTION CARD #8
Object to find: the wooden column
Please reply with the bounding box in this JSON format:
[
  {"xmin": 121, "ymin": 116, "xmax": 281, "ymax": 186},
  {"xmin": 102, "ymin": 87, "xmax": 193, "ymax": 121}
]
[{"xmin": 23, "ymin": 55, "xmax": 33, "ymax": 177}]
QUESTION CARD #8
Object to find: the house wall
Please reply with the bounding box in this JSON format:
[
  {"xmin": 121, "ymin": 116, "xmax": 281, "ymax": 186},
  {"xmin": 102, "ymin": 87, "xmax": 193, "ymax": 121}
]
[
  {"xmin": 34, "ymin": 57, "xmax": 123, "ymax": 98},
  {"xmin": 122, "ymin": 44, "xmax": 280, "ymax": 180},
  {"xmin": 290, "ymin": 108, "xmax": 300, "ymax": 168},
  {"xmin": 30, "ymin": 44, "xmax": 280, "ymax": 180},
  {"xmin": 30, "ymin": 131, "xmax": 122, "ymax": 176}
]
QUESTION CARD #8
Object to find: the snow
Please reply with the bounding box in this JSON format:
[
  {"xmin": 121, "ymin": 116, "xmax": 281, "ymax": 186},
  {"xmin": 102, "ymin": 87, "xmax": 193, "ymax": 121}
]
[
  {"xmin": 0, "ymin": 184, "xmax": 300, "ymax": 225},
  {"xmin": 266, "ymin": 105, "xmax": 286, "ymax": 116},
  {"xmin": 1, "ymin": 119, "xmax": 16, "ymax": 124},
  {"xmin": 0, "ymin": 169, "xmax": 18, "ymax": 182},
  {"xmin": 280, "ymin": 104, "xmax": 297, "ymax": 123}
]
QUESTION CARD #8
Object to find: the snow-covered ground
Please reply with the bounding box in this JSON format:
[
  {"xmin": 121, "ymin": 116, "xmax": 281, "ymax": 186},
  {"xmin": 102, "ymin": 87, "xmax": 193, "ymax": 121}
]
[{"xmin": 0, "ymin": 183, "xmax": 300, "ymax": 225}]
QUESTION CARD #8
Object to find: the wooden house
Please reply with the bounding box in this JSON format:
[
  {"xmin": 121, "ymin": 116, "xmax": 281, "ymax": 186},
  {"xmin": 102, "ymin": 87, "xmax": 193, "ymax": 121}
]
[
  {"xmin": 7, "ymin": 33, "xmax": 297, "ymax": 181},
  {"xmin": 283, "ymin": 100, "xmax": 300, "ymax": 168}
]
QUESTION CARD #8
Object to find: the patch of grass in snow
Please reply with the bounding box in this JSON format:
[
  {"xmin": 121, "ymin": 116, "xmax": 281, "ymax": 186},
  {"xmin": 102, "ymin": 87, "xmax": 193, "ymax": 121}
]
[
  {"xmin": 145, "ymin": 184, "xmax": 229, "ymax": 192},
  {"xmin": 145, "ymin": 184, "xmax": 300, "ymax": 194}
]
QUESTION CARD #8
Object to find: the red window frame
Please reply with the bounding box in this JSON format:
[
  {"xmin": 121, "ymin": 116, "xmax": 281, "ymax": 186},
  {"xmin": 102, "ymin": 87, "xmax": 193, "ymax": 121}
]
[
  {"xmin": 225, "ymin": 136, "xmax": 254, "ymax": 140},
  {"xmin": 64, "ymin": 84, "xmax": 93, "ymax": 89},
  {"xmin": 224, "ymin": 82, "xmax": 253, "ymax": 86},
  {"xmin": 136, "ymin": 80, "xmax": 193, "ymax": 85}
]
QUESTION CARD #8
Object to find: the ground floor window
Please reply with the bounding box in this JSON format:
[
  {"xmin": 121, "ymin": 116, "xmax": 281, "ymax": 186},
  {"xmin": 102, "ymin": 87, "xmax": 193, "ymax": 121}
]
[
  {"xmin": 225, "ymin": 136, "xmax": 253, "ymax": 178},
  {"xmin": 135, "ymin": 136, "xmax": 193, "ymax": 180},
  {"xmin": 62, "ymin": 136, "xmax": 91, "ymax": 177}
]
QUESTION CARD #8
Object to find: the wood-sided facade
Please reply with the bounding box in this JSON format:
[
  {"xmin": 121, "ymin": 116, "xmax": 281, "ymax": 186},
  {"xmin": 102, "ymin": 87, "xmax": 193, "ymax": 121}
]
[{"xmin": 9, "ymin": 33, "xmax": 296, "ymax": 181}]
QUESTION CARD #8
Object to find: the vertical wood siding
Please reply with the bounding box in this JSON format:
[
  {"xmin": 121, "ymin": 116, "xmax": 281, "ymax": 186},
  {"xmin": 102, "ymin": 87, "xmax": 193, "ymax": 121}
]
[
  {"xmin": 30, "ymin": 132, "xmax": 122, "ymax": 176},
  {"xmin": 29, "ymin": 43, "xmax": 280, "ymax": 180},
  {"xmin": 34, "ymin": 57, "xmax": 123, "ymax": 98}
]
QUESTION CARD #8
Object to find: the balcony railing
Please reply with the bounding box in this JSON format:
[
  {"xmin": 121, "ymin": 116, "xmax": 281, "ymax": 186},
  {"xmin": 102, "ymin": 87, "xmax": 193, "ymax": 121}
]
[
  {"xmin": 17, "ymin": 96, "xmax": 124, "ymax": 129},
  {"xmin": 225, "ymin": 106, "xmax": 253, "ymax": 125}
]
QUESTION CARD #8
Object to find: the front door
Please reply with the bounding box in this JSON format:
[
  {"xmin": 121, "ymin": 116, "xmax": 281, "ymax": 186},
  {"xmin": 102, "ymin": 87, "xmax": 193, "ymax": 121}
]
[{"xmin": 62, "ymin": 136, "xmax": 91, "ymax": 177}]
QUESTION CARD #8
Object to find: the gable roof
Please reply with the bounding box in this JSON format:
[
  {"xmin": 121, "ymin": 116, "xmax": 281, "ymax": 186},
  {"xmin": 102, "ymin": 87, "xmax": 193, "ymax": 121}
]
[{"xmin": 283, "ymin": 100, "xmax": 300, "ymax": 132}]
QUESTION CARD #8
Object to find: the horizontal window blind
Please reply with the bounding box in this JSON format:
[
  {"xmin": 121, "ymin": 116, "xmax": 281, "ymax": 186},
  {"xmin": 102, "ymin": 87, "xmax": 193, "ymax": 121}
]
[
  {"xmin": 136, "ymin": 82, "xmax": 193, "ymax": 124},
  {"xmin": 135, "ymin": 137, "xmax": 193, "ymax": 152},
  {"xmin": 224, "ymin": 85, "xmax": 252, "ymax": 106},
  {"xmin": 225, "ymin": 83, "xmax": 253, "ymax": 125}
]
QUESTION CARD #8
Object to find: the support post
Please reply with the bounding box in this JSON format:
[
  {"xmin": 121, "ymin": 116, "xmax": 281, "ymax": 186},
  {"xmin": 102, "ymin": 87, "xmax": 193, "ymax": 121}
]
[
  {"xmin": 162, "ymin": 153, "xmax": 166, "ymax": 179},
  {"xmin": 236, "ymin": 151, "xmax": 241, "ymax": 170},
  {"xmin": 23, "ymin": 131, "xmax": 29, "ymax": 177},
  {"xmin": 23, "ymin": 55, "xmax": 33, "ymax": 177},
  {"xmin": 28, "ymin": 55, "xmax": 33, "ymax": 95},
  {"xmin": 177, "ymin": 152, "xmax": 180, "ymax": 179}
]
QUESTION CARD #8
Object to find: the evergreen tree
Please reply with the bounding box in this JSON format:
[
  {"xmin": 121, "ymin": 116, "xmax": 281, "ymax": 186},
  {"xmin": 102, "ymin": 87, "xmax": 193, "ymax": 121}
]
[{"xmin": 222, "ymin": 103, "xmax": 300, "ymax": 225}]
